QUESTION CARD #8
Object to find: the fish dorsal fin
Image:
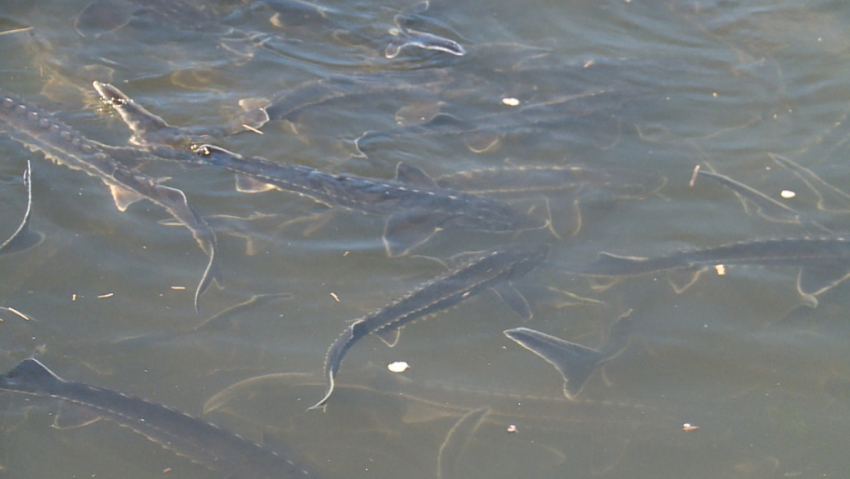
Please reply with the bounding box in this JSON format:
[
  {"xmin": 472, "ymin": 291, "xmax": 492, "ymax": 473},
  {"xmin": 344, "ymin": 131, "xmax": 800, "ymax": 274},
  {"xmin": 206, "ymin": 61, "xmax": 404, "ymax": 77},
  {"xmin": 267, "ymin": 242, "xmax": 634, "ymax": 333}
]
[
  {"xmin": 463, "ymin": 133, "xmax": 501, "ymax": 154},
  {"xmin": 109, "ymin": 184, "xmax": 145, "ymax": 212},
  {"xmin": 7, "ymin": 358, "xmax": 65, "ymax": 385},
  {"xmin": 394, "ymin": 162, "xmax": 438, "ymax": 188},
  {"xmin": 374, "ymin": 327, "xmax": 401, "ymax": 347},
  {"xmin": 235, "ymin": 174, "xmax": 277, "ymax": 193},
  {"xmin": 503, "ymin": 327, "xmax": 602, "ymax": 400},
  {"xmin": 383, "ymin": 210, "xmax": 443, "ymax": 257},
  {"xmin": 797, "ymin": 264, "xmax": 850, "ymax": 301},
  {"xmin": 491, "ymin": 282, "xmax": 532, "ymax": 321}
]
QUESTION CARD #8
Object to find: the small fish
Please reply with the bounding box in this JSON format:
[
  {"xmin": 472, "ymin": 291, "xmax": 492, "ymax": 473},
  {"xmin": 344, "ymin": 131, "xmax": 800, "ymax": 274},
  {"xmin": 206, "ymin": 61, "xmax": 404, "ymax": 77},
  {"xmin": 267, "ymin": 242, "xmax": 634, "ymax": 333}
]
[
  {"xmin": 0, "ymin": 358, "xmax": 318, "ymax": 479},
  {"xmin": 192, "ymin": 144, "xmax": 547, "ymax": 257},
  {"xmin": 0, "ymin": 161, "xmax": 44, "ymax": 256},
  {"xmin": 310, "ymin": 242, "xmax": 549, "ymax": 410},
  {"xmin": 504, "ymin": 310, "xmax": 634, "ymax": 400},
  {"xmin": 0, "ymin": 88, "xmax": 220, "ymax": 312},
  {"xmin": 575, "ymin": 237, "xmax": 850, "ymax": 306}
]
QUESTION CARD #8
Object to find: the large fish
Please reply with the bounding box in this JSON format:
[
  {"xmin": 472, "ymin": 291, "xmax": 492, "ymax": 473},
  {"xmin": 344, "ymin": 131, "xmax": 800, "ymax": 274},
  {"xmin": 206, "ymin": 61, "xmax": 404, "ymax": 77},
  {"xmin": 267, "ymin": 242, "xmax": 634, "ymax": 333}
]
[
  {"xmin": 191, "ymin": 144, "xmax": 547, "ymax": 256},
  {"xmin": 0, "ymin": 88, "xmax": 220, "ymax": 311},
  {"xmin": 0, "ymin": 358, "xmax": 318, "ymax": 479},
  {"xmin": 576, "ymin": 237, "xmax": 850, "ymax": 306},
  {"xmin": 310, "ymin": 242, "xmax": 550, "ymax": 410},
  {"xmin": 504, "ymin": 310, "xmax": 633, "ymax": 400},
  {"xmin": 0, "ymin": 161, "xmax": 44, "ymax": 256}
]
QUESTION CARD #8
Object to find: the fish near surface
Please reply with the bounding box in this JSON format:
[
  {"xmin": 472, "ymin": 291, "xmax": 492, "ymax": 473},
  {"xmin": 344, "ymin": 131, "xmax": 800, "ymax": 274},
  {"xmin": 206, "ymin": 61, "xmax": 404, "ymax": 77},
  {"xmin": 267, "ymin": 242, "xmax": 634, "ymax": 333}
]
[
  {"xmin": 0, "ymin": 358, "xmax": 318, "ymax": 479},
  {"xmin": 576, "ymin": 237, "xmax": 850, "ymax": 307},
  {"xmin": 504, "ymin": 310, "xmax": 634, "ymax": 400},
  {"xmin": 192, "ymin": 144, "xmax": 547, "ymax": 256},
  {"xmin": 310, "ymin": 242, "xmax": 550, "ymax": 410},
  {"xmin": 0, "ymin": 88, "xmax": 220, "ymax": 311},
  {"xmin": 0, "ymin": 161, "xmax": 44, "ymax": 256}
]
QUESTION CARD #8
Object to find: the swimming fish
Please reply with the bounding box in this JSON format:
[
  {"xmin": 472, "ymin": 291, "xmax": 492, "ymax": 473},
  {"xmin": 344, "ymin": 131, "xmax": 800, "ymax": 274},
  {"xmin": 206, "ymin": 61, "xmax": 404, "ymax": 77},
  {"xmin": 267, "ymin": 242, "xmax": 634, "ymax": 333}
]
[
  {"xmin": 310, "ymin": 242, "xmax": 549, "ymax": 410},
  {"xmin": 576, "ymin": 237, "xmax": 850, "ymax": 306},
  {"xmin": 0, "ymin": 88, "xmax": 219, "ymax": 311},
  {"xmin": 0, "ymin": 358, "xmax": 318, "ymax": 479}
]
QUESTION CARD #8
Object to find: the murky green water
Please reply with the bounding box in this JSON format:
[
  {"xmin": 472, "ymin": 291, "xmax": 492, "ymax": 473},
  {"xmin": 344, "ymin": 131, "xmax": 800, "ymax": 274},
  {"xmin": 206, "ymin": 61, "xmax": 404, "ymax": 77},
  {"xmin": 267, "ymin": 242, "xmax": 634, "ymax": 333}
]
[{"xmin": 1, "ymin": 0, "xmax": 850, "ymax": 478}]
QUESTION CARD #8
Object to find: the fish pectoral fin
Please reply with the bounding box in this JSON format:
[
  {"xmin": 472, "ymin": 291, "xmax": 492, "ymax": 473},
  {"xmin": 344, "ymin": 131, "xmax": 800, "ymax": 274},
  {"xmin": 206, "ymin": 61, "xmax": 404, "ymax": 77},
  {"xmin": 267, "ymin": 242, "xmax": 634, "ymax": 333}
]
[
  {"xmin": 394, "ymin": 162, "xmax": 438, "ymax": 188},
  {"xmin": 235, "ymin": 174, "xmax": 278, "ymax": 193},
  {"xmin": 0, "ymin": 228, "xmax": 44, "ymax": 256},
  {"xmin": 8, "ymin": 358, "xmax": 64, "ymax": 383},
  {"xmin": 665, "ymin": 266, "xmax": 705, "ymax": 294},
  {"xmin": 374, "ymin": 327, "xmax": 401, "ymax": 347},
  {"xmin": 797, "ymin": 264, "xmax": 850, "ymax": 301},
  {"xmin": 463, "ymin": 133, "xmax": 501, "ymax": 154},
  {"xmin": 491, "ymin": 282, "xmax": 533, "ymax": 321},
  {"xmin": 109, "ymin": 184, "xmax": 145, "ymax": 212},
  {"xmin": 503, "ymin": 327, "xmax": 602, "ymax": 400},
  {"xmin": 383, "ymin": 210, "xmax": 442, "ymax": 257},
  {"xmin": 53, "ymin": 401, "xmax": 103, "ymax": 429}
]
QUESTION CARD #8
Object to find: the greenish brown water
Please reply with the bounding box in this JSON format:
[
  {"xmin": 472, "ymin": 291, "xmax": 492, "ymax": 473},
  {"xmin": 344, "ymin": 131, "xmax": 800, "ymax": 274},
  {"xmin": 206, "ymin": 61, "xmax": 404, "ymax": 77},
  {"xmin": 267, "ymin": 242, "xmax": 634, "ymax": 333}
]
[{"xmin": 1, "ymin": 0, "xmax": 850, "ymax": 478}]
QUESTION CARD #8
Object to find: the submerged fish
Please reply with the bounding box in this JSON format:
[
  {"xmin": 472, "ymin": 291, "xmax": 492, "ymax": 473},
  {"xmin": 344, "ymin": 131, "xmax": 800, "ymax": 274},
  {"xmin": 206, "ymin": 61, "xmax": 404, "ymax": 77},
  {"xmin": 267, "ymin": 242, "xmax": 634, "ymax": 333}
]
[
  {"xmin": 310, "ymin": 242, "xmax": 550, "ymax": 410},
  {"xmin": 504, "ymin": 310, "xmax": 633, "ymax": 400},
  {"xmin": 0, "ymin": 88, "xmax": 220, "ymax": 311},
  {"xmin": 0, "ymin": 358, "xmax": 317, "ymax": 479},
  {"xmin": 576, "ymin": 237, "xmax": 850, "ymax": 306},
  {"xmin": 93, "ymin": 81, "xmax": 269, "ymax": 148},
  {"xmin": 191, "ymin": 144, "xmax": 547, "ymax": 256},
  {"xmin": 353, "ymin": 86, "xmax": 629, "ymax": 156},
  {"xmin": 0, "ymin": 161, "xmax": 44, "ymax": 256}
]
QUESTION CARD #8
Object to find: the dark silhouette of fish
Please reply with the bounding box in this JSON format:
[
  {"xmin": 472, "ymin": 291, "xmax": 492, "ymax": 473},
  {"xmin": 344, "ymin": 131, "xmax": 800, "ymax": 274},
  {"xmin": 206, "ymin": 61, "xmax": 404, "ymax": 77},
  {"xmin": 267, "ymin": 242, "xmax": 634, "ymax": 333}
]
[
  {"xmin": 576, "ymin": 237, "xmax": 850, "ymax": 307},
  {"xmin": 0, "ymin": 161, "xmax": 44, "ymax": 256},
  {"xmin": 310, "ymin": 242, "xmax": 550, "ymax": 410},
  {"xmin": 191, "ymin": 144, "xmax": 547, "ymax": 256},
  {"xmin": 504, "ymin": 310, "xmax": 633, "ymax": 400},
  {"xmin": 352, "ymin": 86, "xmax": 630, "ymax": 156},
  {"xmin": 0, "ymin": 358, "xmax": 318, "ymax": 479},
  {"xmin": 0, "ymin": 88, "xmax": 219, "ymax": 311}
]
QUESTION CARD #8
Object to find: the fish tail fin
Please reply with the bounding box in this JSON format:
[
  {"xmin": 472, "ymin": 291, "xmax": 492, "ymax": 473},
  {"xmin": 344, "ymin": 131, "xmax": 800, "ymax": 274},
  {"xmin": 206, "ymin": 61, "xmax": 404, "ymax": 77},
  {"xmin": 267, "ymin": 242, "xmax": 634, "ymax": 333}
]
[{"xmin": 504, "ymin": 327, "xmax": 602, "ymax": 400}]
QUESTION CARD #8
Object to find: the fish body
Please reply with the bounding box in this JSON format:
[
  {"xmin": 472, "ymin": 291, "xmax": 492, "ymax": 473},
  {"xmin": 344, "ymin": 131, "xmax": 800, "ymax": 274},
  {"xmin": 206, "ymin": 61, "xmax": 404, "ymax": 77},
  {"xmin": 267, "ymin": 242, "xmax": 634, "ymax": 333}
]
[
  {"xmin": 193, "ymin": 144, "xmax": 547, "ymax": 256},
  {"xmin": 0, "ymin": 359, "xmax": 316, "ymax": 479},
  {"xmin": 311, "ymin": 242, "xmax": 550, "ymax": 409},
  {"xmin": 0, "ymin": 89, "xmax": 219, "ymax": 311}
]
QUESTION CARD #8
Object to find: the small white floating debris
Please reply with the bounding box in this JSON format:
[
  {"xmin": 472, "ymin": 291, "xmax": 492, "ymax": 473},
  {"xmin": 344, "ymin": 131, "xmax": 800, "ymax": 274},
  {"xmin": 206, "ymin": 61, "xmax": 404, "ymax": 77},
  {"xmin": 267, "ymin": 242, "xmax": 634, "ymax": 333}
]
[
  {"xmin": 170, "ymin": 286, "xmax": 186, "ymax": 291},
  {"xmin": 683, "ymin": 423, "xmax": 699, "ymax": 432},
  {"xmin": 501, "ymin": 97, "xmax": 520, "ymax": 107},
  {"xmin": 688, "ymin": 165, "xmax": 700, "ymax": 187},
  {"xmin": 714, "ymin": 264, "xmax": 726, "ymax": 276},
  {"xmin": 506, "ymin": 424, "xmax": 518, "ymax": 433},
  {"xmin": 780, "ymin": 190, "xmax": 796, "ymax": 199},
  {"xmin": 387, "ymin": 361, "xmax": 410, "ymax": 373},
  {"xmin": 330, "ymin": 292, "xmax": 340, "ymax": 303},
  {"xmin": 97, "ymin": 292, "xmax": 114, "ymax": 299}
]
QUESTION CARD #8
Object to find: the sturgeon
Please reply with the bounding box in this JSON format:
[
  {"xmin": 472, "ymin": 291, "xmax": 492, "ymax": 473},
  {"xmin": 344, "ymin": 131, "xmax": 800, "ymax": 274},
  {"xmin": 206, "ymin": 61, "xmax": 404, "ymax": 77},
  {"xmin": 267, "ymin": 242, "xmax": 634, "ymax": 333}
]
[
  {"xmin": 0, "ymin": 88, "xmax": 219, "ymax": 311},
  {"xmin": 0, "ymin": 358, "xmax": 318, "ymax": 479},
  {"xmin": 577, "ymin": 236, "xmax": 850, "ymax": 306},
  {"xmin": 310, "ymin": 242, "xmax": 549, "ymax": 409}
]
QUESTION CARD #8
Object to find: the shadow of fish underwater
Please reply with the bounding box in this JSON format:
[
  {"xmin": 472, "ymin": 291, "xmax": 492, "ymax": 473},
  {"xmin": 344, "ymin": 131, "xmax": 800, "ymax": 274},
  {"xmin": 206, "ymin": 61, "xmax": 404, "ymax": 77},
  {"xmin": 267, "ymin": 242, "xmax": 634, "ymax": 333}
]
[{"xmin": 0, "ymin": 358, "xmax": 319, "ymax": 479}]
